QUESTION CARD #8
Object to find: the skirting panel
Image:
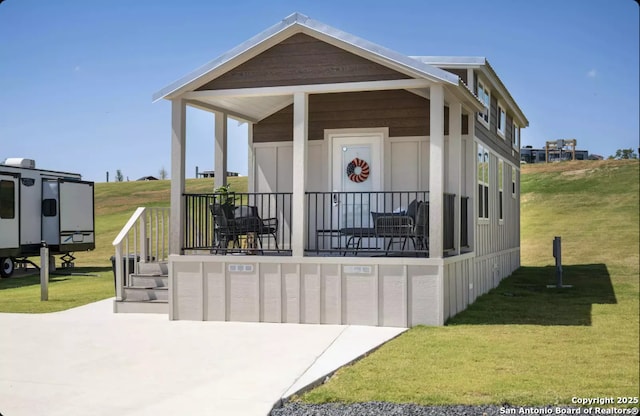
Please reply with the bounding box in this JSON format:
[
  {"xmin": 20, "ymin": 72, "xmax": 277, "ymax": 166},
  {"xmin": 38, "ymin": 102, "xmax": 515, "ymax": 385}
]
[{"xmin": 170, "ymin": 256, "xmax": 445, "ymax": 327}]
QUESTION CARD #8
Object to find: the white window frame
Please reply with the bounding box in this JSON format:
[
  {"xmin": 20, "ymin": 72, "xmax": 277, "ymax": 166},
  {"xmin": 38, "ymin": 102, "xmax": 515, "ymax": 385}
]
[
  {"xmin": 477, "ymin": 80, "xmax": 490, "ymax": 129},
  {"xmin": 512, "ymin": 167, "xmax": 517, "ymax": 199},
  {"xmin": 477, "ymin": 143, "xmax": 490, "ymax": 221},
  {"xmin": 498, "ymin": 159, "xmax": 504, "ymax": 223},
  {"xmin": 497, "ymin": 102, "xmax": 506, "ymax": 138},
  {"xmin": 512, "ymin": 122, "xmax": 520, "ymax": 150}
]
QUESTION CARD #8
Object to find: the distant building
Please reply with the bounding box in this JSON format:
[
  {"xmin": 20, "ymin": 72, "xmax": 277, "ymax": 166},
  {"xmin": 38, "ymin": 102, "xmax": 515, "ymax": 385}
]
[
  {"xmin": 520, "ymin": 146, "xmax": 589, "ymax": 163},
  {"xmin": 195, "ymin": 169, "xmax": 240, "ymax": 178},
  {"xmin": 137, "ymin": 176, "xmax": 159, "ymax": 181}
]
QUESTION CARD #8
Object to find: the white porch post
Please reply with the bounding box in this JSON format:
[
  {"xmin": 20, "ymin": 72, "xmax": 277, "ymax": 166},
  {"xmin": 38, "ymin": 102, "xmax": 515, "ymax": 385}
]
[
  {"xmin": 170, "ymin": 98, "xmax": 186, "ymax": 255},
  {"xmin": 214, "ymin": 111, "xmax": 228, "ymax": 188},
  {"xmin": 429, "ymin": 84, "xmax": 444, "ymax": 258},
  {"xmin": 291, "ymin": 92, "xmax": 308, "ymax": 257},
  {"xmin": 447, "ymin": 101, "xmax": 462, "ymax": 255}
]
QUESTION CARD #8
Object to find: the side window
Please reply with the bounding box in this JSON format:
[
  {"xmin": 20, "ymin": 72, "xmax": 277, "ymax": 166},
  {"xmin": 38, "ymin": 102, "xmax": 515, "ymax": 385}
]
[
  {"xmin": 477, "ymin": 81, "xmax": 490, "ymax": 128},
  {"xmin": 512, "ymin": 168, "xmax": 517, "ymax": 198},
  {"xmin": 498, "ymin": 159, "xmax": 504, "ymax": 221},
  {"xmin": 512, "ymin": 122, "xmax": 520, "ymax": 150},
  {"xmin": 477, "ymin": 144, "xmax": 489, "ymax": 220},
  {"xmin": 0, "ymin": 180, "xmax": 16, "ymax": 219},
  {"xmin": 497, "ymin": 103, "xmax": 506, "ymax": 138},
  {"xmin": 42, "ymin": 198, "xmax": 57, "ymax": 217}
]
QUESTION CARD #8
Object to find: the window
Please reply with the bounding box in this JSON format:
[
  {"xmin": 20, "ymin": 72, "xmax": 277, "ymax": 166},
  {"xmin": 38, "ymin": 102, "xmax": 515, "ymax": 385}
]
[
  {"xmin": 498, "ymin": 159, "xmax": 504, "ymax": 221},
  {"xmin": 477, "ymin": 143, "xmax": 489, "ymax": 220},
  {"xmin": 0, "ymin": 180, "xmax": 15, "ymax": 219},
  {"xmin": 497, "ymin": 103, "xmax": 506, "ymax": 138},
  {"xmin": 42, "ymin": 199, "xmax": 57, "ymax": 217},
  {"xmin": 512, "ymin": 167, "xmax": 517, "ymax": 198},
  {"xmin": 512, "ymin": 122, "xmax": 520, "ymax": 149},
  {"xmin": 477, "ymin": 81, "xmax": 490, "ymax": 127}
]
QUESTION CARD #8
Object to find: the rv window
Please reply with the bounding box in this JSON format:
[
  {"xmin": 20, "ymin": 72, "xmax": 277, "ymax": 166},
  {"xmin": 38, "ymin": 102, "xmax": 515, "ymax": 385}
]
[
  {"xmin": 43, "ymin": 198, "xmax": 57, "ymax": 217},
  {"xmin": 0, "ymin": 180, "xmax": 15, "ymax": 219}
]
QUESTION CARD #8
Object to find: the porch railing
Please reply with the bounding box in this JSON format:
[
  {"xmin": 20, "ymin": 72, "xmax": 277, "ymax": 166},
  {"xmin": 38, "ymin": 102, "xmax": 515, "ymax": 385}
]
[
  {"xmin": 306, "ymin": 191, "xmax": 430, "ymax": 256},
  {"xmin": 183, "ymin": 192, "xmax": 292, "ymax": 254},
  {"xmin": 443, "ymin": 193, "xmax": 455, "ymax": 252},
  {"xmin": 461, "ymin": 196, "xmax": 470, "ymax": 248},
  {"xmin": 112, "ymin": 207, "xmax": 170, "ymax": 300}
]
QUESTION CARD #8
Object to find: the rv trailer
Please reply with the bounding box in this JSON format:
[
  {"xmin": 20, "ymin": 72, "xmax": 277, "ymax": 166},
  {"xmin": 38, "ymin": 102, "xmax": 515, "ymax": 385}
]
[{"xmin": 0, "ymin": 158, "xmax": 95, "ymax": 277}]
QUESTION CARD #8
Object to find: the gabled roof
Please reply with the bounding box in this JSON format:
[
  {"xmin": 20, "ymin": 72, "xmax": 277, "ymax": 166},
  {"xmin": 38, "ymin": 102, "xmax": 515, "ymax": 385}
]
[
  {"xmin": 153, "ymin": 13, "xmax": 469, "ymax": 103},
  {"xmin": 413, "ymin": 56, "xmax": 529, "ymax": 127}
]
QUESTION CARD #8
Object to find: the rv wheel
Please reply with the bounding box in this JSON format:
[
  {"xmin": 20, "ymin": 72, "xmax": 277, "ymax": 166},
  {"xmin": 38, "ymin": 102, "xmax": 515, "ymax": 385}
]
[{"xmin": 0, "ymin": 257, "xmax": 15, "ymax": 278}]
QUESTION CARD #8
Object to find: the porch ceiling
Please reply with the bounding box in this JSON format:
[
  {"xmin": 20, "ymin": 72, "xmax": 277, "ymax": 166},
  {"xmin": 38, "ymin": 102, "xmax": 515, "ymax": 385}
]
[{"xmin": 186, "ymin": 95, "xmax": 293, "ymax": 123}]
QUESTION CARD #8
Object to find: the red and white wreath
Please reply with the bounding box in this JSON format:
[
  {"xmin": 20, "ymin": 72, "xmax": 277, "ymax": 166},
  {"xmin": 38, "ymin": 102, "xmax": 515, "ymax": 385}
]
[{"xmin": 346, "ymin": 158, "xmax": 370, "ymax": 183}]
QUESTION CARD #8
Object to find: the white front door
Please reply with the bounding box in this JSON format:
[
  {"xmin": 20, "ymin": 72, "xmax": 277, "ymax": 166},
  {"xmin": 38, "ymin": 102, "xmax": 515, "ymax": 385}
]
[
  {"xmin": 330, "ymin": 130, "xmax": 384, "ymax": 228},
  {"xmin": 0, "ymin": 173, "xmax": 20, "ymax": 251}
]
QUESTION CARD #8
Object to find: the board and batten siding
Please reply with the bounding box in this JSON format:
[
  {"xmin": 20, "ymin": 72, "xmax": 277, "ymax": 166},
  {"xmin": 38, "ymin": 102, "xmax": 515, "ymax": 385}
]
[
  {"xmin": 170, "ymin": 255, "xmax": 445, "ymax": 326},
  {"xmin": 196, "ymin": 33, "xmax": 411, "ymax": 91}
]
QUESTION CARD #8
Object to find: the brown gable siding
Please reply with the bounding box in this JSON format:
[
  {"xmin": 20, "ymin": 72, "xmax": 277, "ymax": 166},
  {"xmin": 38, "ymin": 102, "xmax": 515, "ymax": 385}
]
[
  {"xmin": 254, "ymin": 90, "xmax": 468, "ymax": 142},
  {"xmin": 197, "ymin": 33, "xmax": 410, "ymax": 90}
]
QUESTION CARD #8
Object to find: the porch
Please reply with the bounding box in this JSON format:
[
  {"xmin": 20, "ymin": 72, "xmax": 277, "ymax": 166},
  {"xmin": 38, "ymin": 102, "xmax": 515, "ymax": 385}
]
[{"xmin": 183, "ymin": 190, "xmax": 470, "ymax": 258}]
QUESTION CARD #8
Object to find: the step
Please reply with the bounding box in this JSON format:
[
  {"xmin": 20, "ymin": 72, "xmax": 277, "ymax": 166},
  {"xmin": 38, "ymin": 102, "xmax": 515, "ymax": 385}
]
[
  {"xmin": 114, "ymin": 299, "xmax": 168, "ymax": 314},
  {"xmin": 123, "ymin": 286, "xmax": 168, "ymax": 301},
  {"xmin": 137, "ymin": 261, "xmax": 168, "ymax": 276},
  {"xmin": 129, "ymin": 274, "xmax": 168, "ymax": 288}
]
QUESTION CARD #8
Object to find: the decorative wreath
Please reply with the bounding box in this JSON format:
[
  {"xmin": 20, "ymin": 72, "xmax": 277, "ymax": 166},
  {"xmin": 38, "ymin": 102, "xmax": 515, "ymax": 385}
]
[{"xmin": 346, "ymin": 157, "xmax": 370, "ymax": 183}]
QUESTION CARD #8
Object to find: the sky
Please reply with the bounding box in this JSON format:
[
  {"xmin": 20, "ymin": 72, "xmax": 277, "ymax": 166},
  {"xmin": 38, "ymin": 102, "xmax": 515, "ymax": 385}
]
[{"xmin": 1, "ymin": 0, "xmax": 638, "ymax": 183}]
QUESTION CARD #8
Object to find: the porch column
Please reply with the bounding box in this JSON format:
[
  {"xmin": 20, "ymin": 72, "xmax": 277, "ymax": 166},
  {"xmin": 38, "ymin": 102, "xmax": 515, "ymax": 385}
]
[
  {"xmin": 170, "ymin": 98, "xmax": 186, "ymax": 255},
  {"xmin": 214, "ymin": 111, "xmax": 228, "ymax": 188},
  {"xmin": 429, "ymin": 84, "xmax": 444, "ymax": 258},
  {"xmin": 465, "ymin": 110, "xmax": 476, "ymax": 252},
  {"xmin": 291, "ymin": 92, "xmax": 308, "ymax": 257},
  {"xmin": 447, "ymin": 101, "xmax": 462, "ymax": 255}
]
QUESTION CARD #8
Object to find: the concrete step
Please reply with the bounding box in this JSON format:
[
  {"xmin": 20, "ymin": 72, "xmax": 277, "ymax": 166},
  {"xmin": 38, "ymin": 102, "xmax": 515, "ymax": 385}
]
[
  {"xmin": 137, "ymin": 261, "xmax": 168, "ymax": 276},
  {"xmin": 113, "ymin": 299, "xmax": 168, "ymax": 314},
  {"xmin": 129, "ymin": 274, "xmax": 168, "ymax": 288},
  {"xmin": 123, "ymin": 286, "xmax": 168, "ymax": 301}
]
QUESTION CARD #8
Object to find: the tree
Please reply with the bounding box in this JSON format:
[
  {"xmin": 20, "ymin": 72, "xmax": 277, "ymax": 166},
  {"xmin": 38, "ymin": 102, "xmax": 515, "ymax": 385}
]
[
  {"xmin": 159, "ymin": 166, "xmax": 168, "ymax": 180},
  {"xmin": 115, "ymin": 169, "xmax": 124, "ymax": 182},
  {"xmin": 612, "ymin": 148, "xmax": 638, "ymax": 160}
]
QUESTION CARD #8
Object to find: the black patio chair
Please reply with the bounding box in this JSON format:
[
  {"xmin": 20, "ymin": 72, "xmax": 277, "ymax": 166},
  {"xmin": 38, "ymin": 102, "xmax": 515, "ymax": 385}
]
[{"xmin": 233, "ymin": 205, "xmax": 279, "ymax": 251}]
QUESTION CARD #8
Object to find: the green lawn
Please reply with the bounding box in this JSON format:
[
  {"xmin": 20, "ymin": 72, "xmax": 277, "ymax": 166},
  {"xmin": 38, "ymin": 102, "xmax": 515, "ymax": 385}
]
[{"xmin": 300, "ymin": 160, "xmax": 639, "ymax": 406}]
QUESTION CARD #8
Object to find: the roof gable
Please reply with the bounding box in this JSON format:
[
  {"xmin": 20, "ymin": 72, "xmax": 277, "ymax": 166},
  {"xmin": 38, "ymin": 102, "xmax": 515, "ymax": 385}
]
[
  {"xmin": 196, "ymin": 33, "xmax": 411, "ymax": 91},
  {"xmin": 153, "ymin": 12, "xmax": 459, "ymax": 102}
]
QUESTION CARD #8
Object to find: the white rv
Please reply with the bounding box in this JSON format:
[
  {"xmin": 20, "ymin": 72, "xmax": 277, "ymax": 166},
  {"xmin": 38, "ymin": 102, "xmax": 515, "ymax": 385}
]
[{"xmin": 0, "ymin": 158, "xmax": 95, "ymax": 277}]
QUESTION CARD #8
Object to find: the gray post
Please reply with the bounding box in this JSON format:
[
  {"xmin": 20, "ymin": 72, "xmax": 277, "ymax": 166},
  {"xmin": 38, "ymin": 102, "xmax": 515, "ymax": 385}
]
[
  {"xmin": 553, "ymin": 236, "xmax": 562, "ymax": 288},
  {"xmin": 40, "ymin": 242, "xmax": 49, "ymax": 301}
]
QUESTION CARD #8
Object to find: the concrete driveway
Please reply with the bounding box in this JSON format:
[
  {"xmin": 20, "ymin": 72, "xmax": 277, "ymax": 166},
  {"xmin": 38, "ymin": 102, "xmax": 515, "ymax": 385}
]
[{"xmin": 0, "ymin": 298, "xmax": 406, "ymax": 416}]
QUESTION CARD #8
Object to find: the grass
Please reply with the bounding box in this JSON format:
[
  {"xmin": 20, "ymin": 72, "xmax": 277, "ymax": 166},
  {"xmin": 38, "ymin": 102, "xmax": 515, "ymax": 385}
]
[
  {"xmin": 0, "ymin": 267, "xmax": 114, "ymax": 313},
  {"xmin": 300, "ymin": 160, "xmax": 639, "ymax": 406}
]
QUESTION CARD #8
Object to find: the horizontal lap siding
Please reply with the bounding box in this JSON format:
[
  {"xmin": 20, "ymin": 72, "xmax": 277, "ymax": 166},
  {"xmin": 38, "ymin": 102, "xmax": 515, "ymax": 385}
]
[
  {"xmin": 197, "ymin": 33, "xmax": 410, "ymax": 90},
  {"xmin": 254, "ymin": 90, "xmax": 430, "ymax": 142},
  {"xmin": 254, "ymin": 91, "xmax": 469, "ymax": 143}
]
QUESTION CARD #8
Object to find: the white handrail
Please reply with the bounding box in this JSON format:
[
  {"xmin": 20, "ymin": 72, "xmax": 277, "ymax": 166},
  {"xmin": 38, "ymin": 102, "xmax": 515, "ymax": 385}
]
[{"xmin": 112, "ymin": 207, "xmax": 170, "ymax": 302}]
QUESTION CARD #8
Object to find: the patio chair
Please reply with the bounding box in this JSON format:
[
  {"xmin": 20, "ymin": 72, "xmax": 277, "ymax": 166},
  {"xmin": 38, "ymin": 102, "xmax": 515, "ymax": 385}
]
[
  {"xmin": 233, "ymin": 205, "xmax": 279, "ymax": 251},
  {"xmin": 374, "ymin": 215, "xmax": 415, "ymax": 253},
  {"xmin": 210, "ymin": 203, "xmax": 241, "ymax": 253}
]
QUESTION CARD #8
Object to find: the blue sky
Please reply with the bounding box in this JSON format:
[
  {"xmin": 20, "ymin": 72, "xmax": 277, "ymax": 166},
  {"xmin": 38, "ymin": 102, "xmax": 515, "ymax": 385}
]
[{"xmin": 1, "ymin": 0, "xmax": 638, "ymax": 183}]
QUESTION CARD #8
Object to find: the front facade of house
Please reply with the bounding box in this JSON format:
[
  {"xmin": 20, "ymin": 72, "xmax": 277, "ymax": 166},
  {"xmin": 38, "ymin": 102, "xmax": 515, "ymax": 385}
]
[{"xmin": 147, "ymin": 13, "xmax": 528, "ymax": 327}]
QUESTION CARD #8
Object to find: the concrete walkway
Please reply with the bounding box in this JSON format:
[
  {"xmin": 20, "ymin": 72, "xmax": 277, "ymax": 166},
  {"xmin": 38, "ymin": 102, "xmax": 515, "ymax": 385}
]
[{"xmin": 0, "ymin": 298, "xmax": 406, "ymax": 416}]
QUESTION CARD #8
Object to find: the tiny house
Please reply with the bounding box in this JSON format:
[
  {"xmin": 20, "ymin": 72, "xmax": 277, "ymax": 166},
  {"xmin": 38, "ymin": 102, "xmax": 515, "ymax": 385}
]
[{"xmin": 0, "ymin": 158, "xmax": 95, "ymax": 277}]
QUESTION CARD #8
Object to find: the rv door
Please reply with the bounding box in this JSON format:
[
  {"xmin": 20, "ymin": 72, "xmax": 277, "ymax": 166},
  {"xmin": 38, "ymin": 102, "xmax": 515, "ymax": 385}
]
[
  {"xmin": 0, "ymin": 172, "xmax": 20, "ymax": 256},
  {"xmin": 59, "ymin": 180, "xmax": 95, "ymax": 252}
]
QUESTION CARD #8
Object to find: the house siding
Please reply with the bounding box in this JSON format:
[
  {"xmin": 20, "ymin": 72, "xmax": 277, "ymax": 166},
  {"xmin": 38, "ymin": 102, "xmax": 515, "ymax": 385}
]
[
  {"xmin": 196, "ymin": 33, "xmax": 410, "ymax": 90},
  {"xmin": 254, "ymin": 90, "xmax": 468, "ymax": 143}
]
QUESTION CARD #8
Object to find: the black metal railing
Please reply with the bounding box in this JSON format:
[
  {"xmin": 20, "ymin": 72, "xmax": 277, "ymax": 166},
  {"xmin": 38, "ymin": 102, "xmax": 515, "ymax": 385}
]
[
  {"xmin": 443, "ymin": 193, "xmax": 456, "ymax": 252},
  {"xmin": 183, "ymin": 192, "xmax": 292, "ymax": 255},
  {"xmin": 305, "ymin": 191, "xmax": 430, "ymax": 256},
  {"xmin": 461, "ymin": 196, "xmax": 469, "ymax": 248}
]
